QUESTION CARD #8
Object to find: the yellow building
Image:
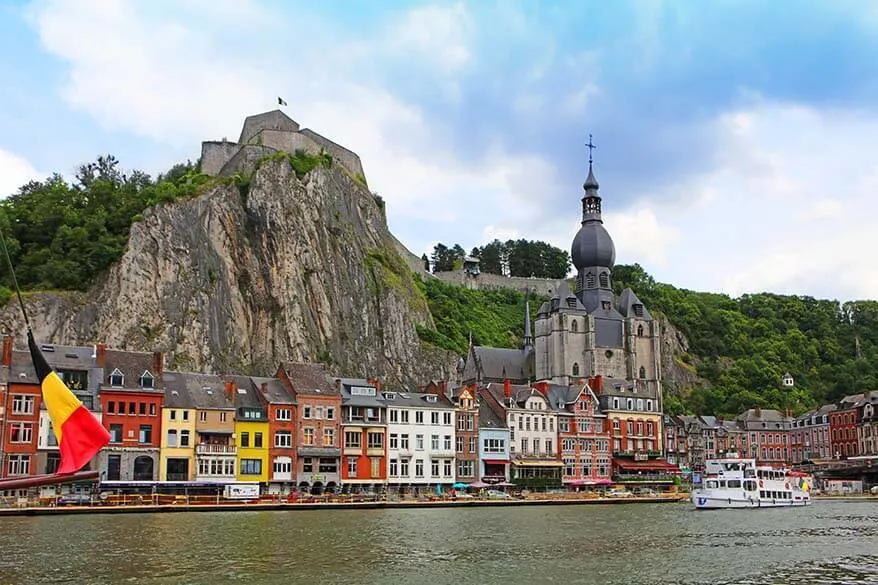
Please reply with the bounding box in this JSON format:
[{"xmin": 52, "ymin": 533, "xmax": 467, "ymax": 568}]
[
  {"xmin": 159, "ymin": 387, "xmax": 197, "ymax": 481},
  {"xmin": 232, "ymin": 376, "xmax": 270, "ymax": 483}
]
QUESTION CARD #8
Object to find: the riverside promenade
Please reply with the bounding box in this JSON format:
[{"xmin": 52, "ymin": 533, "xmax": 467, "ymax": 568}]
[{"xmin": 0, "ymin": 493, "xmax": 689, "ymax": 517}]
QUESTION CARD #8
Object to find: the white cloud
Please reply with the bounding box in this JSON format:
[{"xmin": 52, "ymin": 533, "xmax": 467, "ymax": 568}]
[
  {"xmin": 641, "ymin": 102, "xmax": 878, "ymax": 300},
  {"xmin": 0, "ymin": 149, "xmax": 42, "ymax": 198}
]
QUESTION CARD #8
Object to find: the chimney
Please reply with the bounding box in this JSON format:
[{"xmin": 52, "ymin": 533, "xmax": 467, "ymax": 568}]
[
  {"xmin": 2, "ymin": 334, "xmax": 12, "ymax": 367},
  {"xmin": 95, "ymin": 343, "xmax": 107, "ymax": 368},
  {"xmin": 504, "ymin": 378, "xmax": 512, "ymax": 401},
  {"xmin": 152, "ymin": 351, "xmax": 164, "ymax": 376},
  {"xmin": 335, "ymin": 378, "xmax": 341, "ymax": 390},
  {"xmin": 755, "ymin": 407, "xmax": 762, "ymax": 418},
  {"xmin": 225, "ymin": 380, "xmax": 235, "ymax": 402}
]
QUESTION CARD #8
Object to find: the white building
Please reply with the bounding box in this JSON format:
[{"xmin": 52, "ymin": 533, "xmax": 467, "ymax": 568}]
[
  {"xmin": 385, "ymin": 390, "xmax": 456, "ymax": 494},
  {"xmin": 483, "ymin": 382, "xmax": 562, "ymax": 484}
]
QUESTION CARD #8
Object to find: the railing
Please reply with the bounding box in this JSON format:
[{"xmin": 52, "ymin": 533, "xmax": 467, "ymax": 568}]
[
  {"xmin": 196, "ymin": 444, "xmax": 237, "ymax": 455},
  {"xmin": 614, "ymin": 473, "xmax": 677, "ymax": 482}
]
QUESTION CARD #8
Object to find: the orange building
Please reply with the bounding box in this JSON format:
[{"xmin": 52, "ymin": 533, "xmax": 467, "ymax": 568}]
[
  {"xmin": 252, "ymin": 376, "xmax": 297, "ymax": 493},
  {"xmin": 338, "ymin": 378, "xmax": 387, "ymax": 492},
  {"xmin": 1, "ymin": 337, "xmax": 41, "ymax": 478}
]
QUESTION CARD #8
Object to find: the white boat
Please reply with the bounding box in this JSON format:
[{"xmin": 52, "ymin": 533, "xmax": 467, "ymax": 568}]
[{"xmin": 691, "ymin": 457, "xmax": 812, "ymax": 510}]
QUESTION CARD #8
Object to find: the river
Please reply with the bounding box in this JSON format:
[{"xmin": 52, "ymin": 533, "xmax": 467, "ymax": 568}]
[{"xmin": 0, "ymin": 500, "xmax": 875, "ymax": 585}]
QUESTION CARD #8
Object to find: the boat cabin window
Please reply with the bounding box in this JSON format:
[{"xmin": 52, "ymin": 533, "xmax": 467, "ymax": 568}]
[
  {"xmin": 743, "ymin": 480, "xmax": 757, "ymax": 491},
  {"xmin": 705, "ymin": 480, "xmax": 719, "ymax": 489},
  {"xmin": 727, "ymin": 479, "xmax": 742, "ymax": 489}
]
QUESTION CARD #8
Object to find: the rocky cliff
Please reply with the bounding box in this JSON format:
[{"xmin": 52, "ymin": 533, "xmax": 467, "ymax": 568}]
[{"xmin": 0, "ymin": 158, "xmax": 460, "ymax": 386}]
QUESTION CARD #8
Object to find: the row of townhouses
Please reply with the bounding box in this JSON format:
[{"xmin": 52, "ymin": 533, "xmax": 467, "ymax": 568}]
[
  {"xmin": 665, "ymin": 388, "xmax": 878, "ymax": 472},
  {"xmin": 0, "ymin": 335, "xmax": 678, "ymax": 493}
]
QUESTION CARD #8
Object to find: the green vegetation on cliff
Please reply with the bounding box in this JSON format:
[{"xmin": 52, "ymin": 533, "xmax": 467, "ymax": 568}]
[
  {"xmin": 416, "ymin": 277, "xmax": 536, "ymax": 355},
  {"xmin": 613, "ymin": 264, "xmax": 878, "ymax": 416}
]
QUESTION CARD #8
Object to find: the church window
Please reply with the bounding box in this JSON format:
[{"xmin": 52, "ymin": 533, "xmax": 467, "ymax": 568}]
[
  {"xmin": 601, "ymin": 301, "xmax": 611, "ymax": 311},
  {"xmin": 572, "ymin": 363, "xmax": 580, "ymax": 376},
  {"xmin": 612, "ymin": 398, "xmax": 619, "ymax": 409},
  {"xmin": 637, "ymin": 324, "xmax": 644, "ymax": 337},
  {"xmin": 571, "ymin": 320, "xmax": 578, "ymax": 333},
  {"xmin": 599, "ymin": 272, "xmax": 609, "ymax": 288},
  {"xmin": 586, "ymin": 272, "xmax": 595, "ymax": 288},
  {"xmin": 639, "ymin": 365, "xmax": 646, "ymax": 379},
  {"xmin": 633, "ymin": 304, "xmax": 644, "ymax": 317}
]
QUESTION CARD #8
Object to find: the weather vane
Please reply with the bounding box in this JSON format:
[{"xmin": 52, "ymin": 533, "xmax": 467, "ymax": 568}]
[{"xmin": 586, "ymin": 134, "xmax": 596, "ymax": 165}]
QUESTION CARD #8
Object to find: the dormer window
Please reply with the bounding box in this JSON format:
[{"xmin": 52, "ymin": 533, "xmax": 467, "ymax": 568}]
[
  {"xmin": 108, "ymin": 368, "xmax": 124, "ymax": 387},
  {"xmin": 140, "ymin": 371, "xmax": 155, "ymax": 389},
  {"xmin": 585, "ymin": 272, "xmax": 595, "ymax": 288},
  {"xmin": 425, "ymin": 395, "xmax": 437, "ymax": 403},
  {"xmin": 601, "ymin": 301, "xmax": 611, "ymax": 310},
  {"xmin": 633, "ymin": 304, "xmax": 644, "ymax": 317}
]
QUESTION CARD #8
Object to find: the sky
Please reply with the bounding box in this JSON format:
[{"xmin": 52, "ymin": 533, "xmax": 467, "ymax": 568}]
[{"xmin": 2, "ymin": 0, "xmax": 878, "ymax": 301}]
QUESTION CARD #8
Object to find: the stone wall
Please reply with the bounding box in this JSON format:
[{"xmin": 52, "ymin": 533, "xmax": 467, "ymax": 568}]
[
  {"xmin": 300, "ymin": 129, "xmax": 365, "ymax": 180},
  {"xmin": 201, "ymin": 141, "xmax": 242, "ymax": 176},
  {"xmin": 433, "ymin": 270, "xmax": 565, "ymax": 295},
  {"xmin": 218, "ymin": 144, "xmax": 276, "ymax": 177}
]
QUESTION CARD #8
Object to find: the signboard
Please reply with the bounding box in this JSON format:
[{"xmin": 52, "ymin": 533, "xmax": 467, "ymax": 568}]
[{"xmin": 224, "ymin": 483, "xmax": 260, "ymax": 499}]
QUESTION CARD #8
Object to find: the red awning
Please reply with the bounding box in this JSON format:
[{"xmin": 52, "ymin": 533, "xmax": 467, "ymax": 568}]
[
  {"xmin": 483, "ymin": 459, "xmax": 509, "ymax": 465},
  {"xmin": 615, "ymin": 459, "xmax": 681, "ymax": 472}
]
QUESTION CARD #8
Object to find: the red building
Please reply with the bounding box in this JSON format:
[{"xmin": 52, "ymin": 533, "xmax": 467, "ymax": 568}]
[
  {"xmin": 1, "ymin": 337, "xmax": 40, "ymax": 478},
  {"xmin": 830, "ymin": 396, "xmax": 861, "ymax": 459},
  {"xmin": 338, "ymin": 378, "xmax": 387, "ymax": 492},
  {"xmin": 277, "ymin": 362, "xmax": 342, "ymax": 494},
  {"xmin": 546, "ymin": 380, "xmax": 611, "ymax": 487},
  {"xmin": 97, "ymin": 347, "xmax": 165, "ymax": 481},
  {"xmin": 254, "ymin": 376, "xmax": 297, "ymax": 492}
]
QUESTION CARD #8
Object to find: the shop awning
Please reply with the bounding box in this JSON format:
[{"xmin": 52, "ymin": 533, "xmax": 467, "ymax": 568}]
[
  {"xmin": 483, "ymin": 459, "xmax": 509, "ymax": 465},
  {"xmin": 511, "ymin": 460, "xmax": 563, "ymax": 467},
  {"xmin": 614, "ymin": 459, "xmax": 681, "ymax": 473}
]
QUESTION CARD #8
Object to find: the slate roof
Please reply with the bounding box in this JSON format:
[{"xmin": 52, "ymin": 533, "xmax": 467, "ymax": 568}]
[
  {"xmin": 102, "ymin": 349, "xmax": 163, "ymax": 393},
  {"xmin": 337, "ymin": 378, "xmax": 385, "ymax": 408},
  {"xmin": 545, "ymin": 383, "xmax": 584, "ymax": 412},
  {"xmin": 252, "ymin": 376, "xmax": 295, "ymax": 405},
  {"xmin": 482, "ymin": 382, "xmax": 548, "ymax": 410},
  {"xmin": 618, "ymin": 288, "xmax": 653, "ymax": 320},
  {"xmin": 478, "ymin": 396, "xmax": 507, "ymax": 430},
  {"xmin": 228, "ymin": 375, "xmax": 264, "ymax": 409},
  {"xmin": 279, "ymin": 362, "xmax": 339, "ymax": 396},
  {"xmin": 162, "ymin": 371, "xmax": 233, "ymax": 410},
  {"xmin": 383, "ymin": 389, "xmax": 454, "ymax": 409},
  {"xmin": 462, "ymin": 346, "xmax": 534, "ymax": 384},
  {"xmin": 736, "ymin": 408, "xmax": 790, "ymax": 430}
]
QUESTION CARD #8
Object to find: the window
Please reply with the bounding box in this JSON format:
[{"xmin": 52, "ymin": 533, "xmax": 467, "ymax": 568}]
[
  {"xmin": 182, "ymin": 411, "xmax": 189, "ymax": 421},
  {"xmin": 303, "ymin": 406, "xmax": 312, "ymax": 419},
  {"xmin": 167, "ymin": 429, "xmax": 178, "ymax": 447},
  {"xmin": 443, "ymin": 435, "xmax": 452, "ymax": 450},
  {"xmin": 371, "ymin": 457, "xmax": 380, "ymax": 478},
  {"xmin": 637, "ymin": 323, "xmax": 644, "ymax": 336},
  {"xmin": 220, "ymin": 412, "xmax": 227, "ymax": 422},
  {"xmin": 431, "ymin": 435, "xmax": 440, "ymax": 450},
  {"xmin": 415, "ymin": 411, "xmax": 424, "ymax": 424},
  {"xmin": 390, "ymin": 409, "xmax": 398, "ymax": 423},
  {"xmin": 639, "ymin": 366, "xmax": 646, "ymax": 379},
  {"xmin": 315, "ymin": 407, "xmax": 324, "ymax": 419},
  {"xmin": 7, "ymin": 454, "xmax": 30, "ymax": 476},
  {"xmin": 389, "ymin": 433, "xmax": 398, "ymax": 449},
  {"xmin": 138, "ymin": 402, "xmax": 146, "ymax": 416},
  {"xmin": 613, "ymin": 398, "xmax": 619, "ymax": 409},
  {"xmin": 107, "ymin": 401, "xmax": 115, "ymax": 414},
  {"xmin": 302, "ymin": 458, "xmax": 313, "ymax": 473},
  {"xmin": 586, "ymin": 272, "xmax": 595, "ymax": 288},
  {"xmin": 9, "ymin": 422, "xmax": 33, "ymax": 443},
  {"xmin": 109, "ymin": 369, "xmax": 124, "ymax": 387},
  {"xmin": 443, "ymin": 412, "xmax": 452, "ymax": 425},
  {"xmin": 457, "ymin": 460, "xmax": 474, "ymax": 477},
  {"xmin": 400, "ymin": 410, "xmax": 409, "ymax": 423},
  {"xmin": 545, "ymin": 439, "xmax": 553, "ymax": 455},
  {"xmin": 273, "ymin": 458, "xmax": 292, "ymax": 476},
  {"xmin": 521, "ymin": 438, "xmax": 527, "ymax": 453},
  {"xmin": 140, "ymin": 372, "xmax": 154, "ymax": 389},
  {"xmin": 326, "ymin": 407, "xmax": 335, "ymax": 420},
  {"xmin": 431, "ymin": 459, "xmax": 440, "ymax": 477},
  {"xmin": 469, "ymin": 436, "xmax": 477, "ymax": 453},
  {"xmin": 431, "ymin": 412, "xmax": 439, "ymax": 425},
  {"xmin": 241, "ymin": 432, "xmax": 250, "ymax": 447},
  {"xmin": 11, "ymin": 395, "xmax": 34, "ymax": 415},
  {"xmin": 572, "ymin": 362, "xmax": 580, "ymax": 376},
  {"xmin": 484, "ymin": 438, "xmax": 505, "ymax": 453},
  {"xmin": 149, "ymin": 404, "xmax": 156, "ymax": 416},
  {"xmin": 416, "ymin": 434, "xmax": 424, "ymax": 450},
  {"xmin": 199, "ymin": 411, "xmax": 207, "ymax": 422},
  {"xmin": 400, "ymin": 434, "xmax": 409, "ymax": 450},
  {"xmin": 139, "ymin": 425, "xmax": 153, "ymax": 444},
  {"xmin": 599, "ymin": 272, "xmax": 609, "ymax": 288},
  {"xmin": 443, "ymin": 459, "xmax": 452, "ymax": 477},
  {"xmin": 276, "ymin": 408, "xmax": 292, "ymax": 421},
  {"xmin": 275, "ymin": 431, "xmax": 292, "ymax": 448},
  {"xmin": 533, "ymin": 438, "xmax": 540, "ymax": 454},
  {"xmin": 170, "ymin": 410, "xmax": 176, "ymax": 421},
  {"xmin": 571, "ymin": 320, "xmax": 578, "ymax": 333},
  {"xmin": 109, "ymin": 424, "xmax": 123, "ymax": 443},
  {"xmin": 323, "ymin": 428, "xmax": 334, "ymax": 446},
  {"xmin": 389, "ymin": 459, "xmax": 399, "ymax": 477},
  {"xmin": 345, "ymin": 431, "xmax": 361, "ymax": 449},
  {"xmin": 181, "ymin": 429, "xmax": 190, "ymax": 447},
  {"xmin": 367, "ymin": 432, "xmax": 383, "ymax": 449},
  {"xmin": 456, "ymin": 436, "xmax": 464, "ymax": 452},
  {"xmin": 254, "ymin": 433, "xmax": 263, "ymax": 448},
  {"xmin": 347, "ymin": 457, "xmax": 358, "ymax": 476},
  {"xmin": 415, "ymin": 460, "xmax": 424, "ymax": 477},
  {"xmin": 399, "ymin": 459, "xmax": 409, "ymax": 477},
  {"xmin": 240, "ymin": 459, "xmax": 262, "ymax": 475}
]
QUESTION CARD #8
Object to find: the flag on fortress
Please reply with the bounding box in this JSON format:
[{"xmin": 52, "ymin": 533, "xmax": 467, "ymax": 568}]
[
  {"xmin": 27, "ymin": 332, "xmax": 110, "ymax": 474},
  {"xmin": 278, "ymin": 97, "xmax": 288, "ymax": 106}
]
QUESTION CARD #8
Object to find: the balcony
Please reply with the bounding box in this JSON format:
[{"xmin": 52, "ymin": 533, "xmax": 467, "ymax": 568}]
[
  {"xmin": 366, "ymin": 446, "xmax": 385, "ymax": 457},
  {"xmin": 196, "ymin": 444, "xmax": 237, "ymax": 456}
]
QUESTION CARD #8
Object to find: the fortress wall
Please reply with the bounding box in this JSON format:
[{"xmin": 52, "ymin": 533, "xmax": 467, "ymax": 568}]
[
  {"xmin": 391, "ymin": 234, "xmax": 432, "ymax": 278},
  {"xmin": 259, "ymin": 130, "xmax": 323, "ymax": 155},
  {"xmin": 239, "ymin": 110, "xmax": 300, "ymax": 144},
  {"xmin": 201, "ymin": 141, "xmax": 241, "ymax": 176},
  {"xmin": 432, "ymin": 271, "xmax": 565, "ymax": 295},
  {"xmin": 299, "ymin": 129, "xmax": 365, "ymax": 180},
  {"xmin": 218, "ymin": 144, "xmax": 277, "ymax": 177}
]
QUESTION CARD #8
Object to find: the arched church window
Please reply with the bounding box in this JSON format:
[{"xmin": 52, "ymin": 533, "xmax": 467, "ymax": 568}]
[
  {"xmin": 572, "ymin": 363, "xmax": 580, "ymax": 376},
  {"xmin": 571, "ymin": 320, "xmax": 578, "ymax": 333},
  {"xmin": 637, "ymin": 324, "xmax": 644, "ymax": 337},
  {"xmin": 599, "ymin": 272, "xmax": 609, "ymax": 288},
  {"xmin": 639, "ymin": 365, "xmax": 646, "ymax": 379},
  {"xmin": 586, "ymin": 272, "xmax": 595, "ymax": 288}
]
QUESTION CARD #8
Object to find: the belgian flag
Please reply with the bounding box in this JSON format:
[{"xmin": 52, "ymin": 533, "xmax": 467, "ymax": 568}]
[{"xmin": 28, "ymin": 332, "xmax": 110, "ymax": 474}]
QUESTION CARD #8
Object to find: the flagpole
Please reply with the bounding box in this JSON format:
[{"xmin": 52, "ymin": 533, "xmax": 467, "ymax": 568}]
[{"xmin": 0, "ymin": 226, "xmax": 31, "ymax": 333}]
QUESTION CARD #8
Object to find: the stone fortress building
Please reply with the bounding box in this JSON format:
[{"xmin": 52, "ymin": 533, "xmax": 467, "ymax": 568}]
[
  {"xmin": 462, "ymin": 151, "xmax": 666, "ymax": 458},
  {"xmin": 200, "ymin": 109, "xmax": 365, "ymax": 180}
]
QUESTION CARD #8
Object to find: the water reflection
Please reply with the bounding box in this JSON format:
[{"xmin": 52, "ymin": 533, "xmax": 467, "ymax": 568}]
[{"xmin": 0, "ymin": 501, "xmax": 874, "ymax": 585}]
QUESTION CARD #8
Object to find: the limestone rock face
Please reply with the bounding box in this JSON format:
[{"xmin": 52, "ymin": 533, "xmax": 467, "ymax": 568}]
[
  {"xmin": 0, "ymin": 159, "xmax": 458, "ymax": 386},
  {"xmin": 658, "ymin": 314, "xmax": 700, "ymax": 393}
]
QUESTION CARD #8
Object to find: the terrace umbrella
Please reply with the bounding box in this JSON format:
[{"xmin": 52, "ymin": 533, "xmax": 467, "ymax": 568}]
[
  {"xmin": 469, "ymin": 481, "xmax": 490, "ymax": 489},
  {"xmin": 452, "ymin": 483, "xmax": 468, "ymax": 489}
]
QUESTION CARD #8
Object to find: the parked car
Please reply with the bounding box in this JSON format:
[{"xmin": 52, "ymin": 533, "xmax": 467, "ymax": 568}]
[
  {"xmin": 56, "ymin": 493, "xmax": 94, "ymax": 506},
  {"xmin": 485, "ymin": 490, "xmax": 512, "ymax": 499},
  {"xmin": 606, "ymin": 488, "xmax": 633, "ymax": 498},
  {"xmin": 634, "ymin": 487, "xmax": 658, "ymax": 497}
]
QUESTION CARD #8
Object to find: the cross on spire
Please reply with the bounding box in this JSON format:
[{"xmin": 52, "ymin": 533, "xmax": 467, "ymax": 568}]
[{"xmin": 586, "ymin": 134, "xmax": 596, "ymax": 166}]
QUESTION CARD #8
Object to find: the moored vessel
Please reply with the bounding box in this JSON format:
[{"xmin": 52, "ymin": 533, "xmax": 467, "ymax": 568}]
[{"xmin": 691, "ymin": 457, "xmax": 812, "ymax": 509}]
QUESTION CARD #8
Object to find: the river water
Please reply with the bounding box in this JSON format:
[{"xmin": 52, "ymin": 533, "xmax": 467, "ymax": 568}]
[{"xmin": 0, "ymin": 500, "xmax": 875, "ymax": 585}]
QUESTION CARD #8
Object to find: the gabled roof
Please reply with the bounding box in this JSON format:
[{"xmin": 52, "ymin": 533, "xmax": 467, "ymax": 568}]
[
  {"xmin": 227, "ymin": 375, "xmax": 264, "ymax": 409},
  {"xmin": 251, "ymin": 376, "xmax": 295, "ymax": 405},
  {"xmin": 617, "ymin": 288, "xmax": 653, "ymax": 320},
  {"xmin": 102, "ymin": 349, "xmax": 162, "ymax": 393},
  {"xmin": 337, "ymin": 378, "xmax": 385, "ymax": 408},
  {"xmin": 383, "ymin": 389, "xmax": 454, "ymax": 409},
  {"xmin": 279, "ymin": 362, "xmax": 339, "ymax": 396},
  {"xmin": 478, "ymin": 396, "xmax": 507, "ymax": 430},
  {"xmin": 483, "ymin": 382, "xmax": 549, "ymax": 409},
  {"xmin": 463, "ymin": 345, "xmax": 534, "ymax": 384},
  {"xmin": 162, "ymin": 371, "xmax": 234, "ymax": 410}
]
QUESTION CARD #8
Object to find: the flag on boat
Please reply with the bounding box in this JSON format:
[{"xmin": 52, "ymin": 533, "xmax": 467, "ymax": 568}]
[{"xmin": 28, "ymin": 332, "xmax": 110, "ymax": 474}]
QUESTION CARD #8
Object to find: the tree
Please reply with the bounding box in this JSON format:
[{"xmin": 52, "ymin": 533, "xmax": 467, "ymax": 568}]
[
  {"xmin": 474, "ymin": 240, "xmax": 506, "ymax": 275},
  {"xmin": 421, "ymin": 254, "xmax": 430, "ymax": 272}
]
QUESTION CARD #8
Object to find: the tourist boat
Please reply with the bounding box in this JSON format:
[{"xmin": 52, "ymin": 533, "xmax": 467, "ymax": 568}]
[{"xmin": 691, "ymin": 457, "xmax": 812, "ymax": 510}]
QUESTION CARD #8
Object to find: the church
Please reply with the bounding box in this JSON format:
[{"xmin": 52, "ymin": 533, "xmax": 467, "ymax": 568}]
[{"xmin": 460, "ymin": 146, "xmax": 666, "ymax": 458}]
